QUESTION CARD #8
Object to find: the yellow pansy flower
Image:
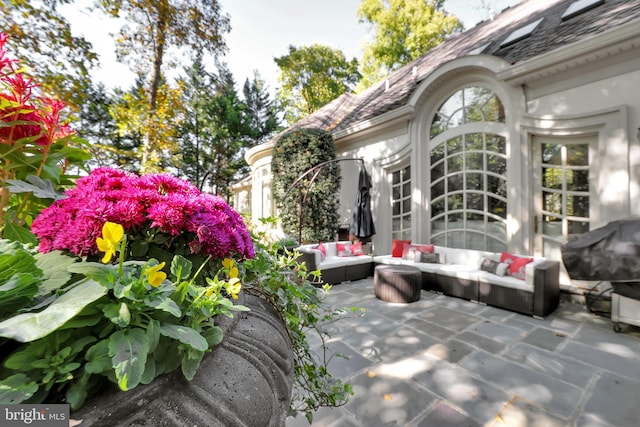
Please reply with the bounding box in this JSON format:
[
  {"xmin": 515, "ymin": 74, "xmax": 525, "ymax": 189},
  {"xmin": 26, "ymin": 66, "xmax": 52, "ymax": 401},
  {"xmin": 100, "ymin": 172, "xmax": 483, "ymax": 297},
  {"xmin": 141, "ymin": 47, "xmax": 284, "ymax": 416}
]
[
  {"xmin": 226, "ymin": 277, "xmax": 242, "ymax": 300},
  {"xmin": 145, "ymin": 262, "xmax": 167, "ymax": 287},
  {"xmin": 222, "ymin": 258, "xmax": 234, "ymax": 269},
  {"xmin": 96, "ymin": 222, "xmax": 124, "ymax": 263}
]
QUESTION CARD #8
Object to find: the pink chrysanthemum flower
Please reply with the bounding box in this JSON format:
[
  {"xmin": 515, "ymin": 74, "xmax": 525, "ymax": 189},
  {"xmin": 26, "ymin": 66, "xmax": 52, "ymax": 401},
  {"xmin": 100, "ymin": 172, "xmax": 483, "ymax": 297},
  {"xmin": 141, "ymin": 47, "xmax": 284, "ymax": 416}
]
[{"xmin": 31, "ymin": 167, "xmax": 254, "ymax": 260}]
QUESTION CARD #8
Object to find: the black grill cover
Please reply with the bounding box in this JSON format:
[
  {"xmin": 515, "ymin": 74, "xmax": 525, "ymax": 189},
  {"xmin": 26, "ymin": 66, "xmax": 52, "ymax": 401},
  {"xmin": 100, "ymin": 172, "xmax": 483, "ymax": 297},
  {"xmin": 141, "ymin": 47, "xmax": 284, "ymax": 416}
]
[{"xmin": 561, "ymin": 218, "xmax": 640, "ymax": 282}]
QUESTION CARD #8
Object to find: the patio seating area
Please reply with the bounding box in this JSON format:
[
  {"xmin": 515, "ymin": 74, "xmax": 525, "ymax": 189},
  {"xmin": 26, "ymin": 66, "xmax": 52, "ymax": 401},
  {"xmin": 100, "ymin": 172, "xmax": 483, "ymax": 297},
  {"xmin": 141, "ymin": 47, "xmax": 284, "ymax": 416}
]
[{"xmin": 287, "ymin": 278, "xmax": 640, "ymax": 427}]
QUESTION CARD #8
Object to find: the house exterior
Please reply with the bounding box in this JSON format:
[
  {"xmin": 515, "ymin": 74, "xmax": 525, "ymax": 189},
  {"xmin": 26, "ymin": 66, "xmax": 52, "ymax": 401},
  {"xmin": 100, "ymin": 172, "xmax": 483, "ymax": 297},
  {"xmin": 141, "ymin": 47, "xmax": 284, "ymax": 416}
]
[{"xmin": 236, "ymin": 0, "xmax": 640, "ymax": 293}]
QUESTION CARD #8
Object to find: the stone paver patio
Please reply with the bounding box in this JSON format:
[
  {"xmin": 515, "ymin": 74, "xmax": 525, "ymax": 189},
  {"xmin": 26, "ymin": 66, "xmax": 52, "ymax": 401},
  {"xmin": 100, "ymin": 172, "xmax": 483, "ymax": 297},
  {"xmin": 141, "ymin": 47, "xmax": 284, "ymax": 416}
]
[{"xmin": 286, "ymin": 278, "xmax": 640, "ymax": 427}]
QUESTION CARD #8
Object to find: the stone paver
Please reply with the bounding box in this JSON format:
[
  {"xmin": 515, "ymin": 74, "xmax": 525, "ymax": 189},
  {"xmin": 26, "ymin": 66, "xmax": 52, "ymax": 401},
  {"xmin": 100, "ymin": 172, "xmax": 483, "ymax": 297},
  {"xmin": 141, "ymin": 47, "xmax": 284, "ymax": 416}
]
[{"xmin": 286, "ymin": 278, "xmax": 640, "ymax": 427}]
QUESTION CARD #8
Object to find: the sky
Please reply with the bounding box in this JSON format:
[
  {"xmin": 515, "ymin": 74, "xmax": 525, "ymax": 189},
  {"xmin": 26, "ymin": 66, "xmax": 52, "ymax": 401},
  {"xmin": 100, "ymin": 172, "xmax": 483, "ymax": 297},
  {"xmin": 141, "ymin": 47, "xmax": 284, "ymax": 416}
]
[{"xmin": 61, "ymin": 0, "xmax": 521, "ymax": 95}]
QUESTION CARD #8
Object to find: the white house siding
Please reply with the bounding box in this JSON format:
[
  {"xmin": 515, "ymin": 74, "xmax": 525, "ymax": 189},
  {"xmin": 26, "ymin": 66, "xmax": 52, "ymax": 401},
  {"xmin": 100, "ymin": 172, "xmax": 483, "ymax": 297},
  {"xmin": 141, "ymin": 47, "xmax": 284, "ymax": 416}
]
[{"xmin": 237, "ymin": 3, "xmax": 640, "ymax": 294}]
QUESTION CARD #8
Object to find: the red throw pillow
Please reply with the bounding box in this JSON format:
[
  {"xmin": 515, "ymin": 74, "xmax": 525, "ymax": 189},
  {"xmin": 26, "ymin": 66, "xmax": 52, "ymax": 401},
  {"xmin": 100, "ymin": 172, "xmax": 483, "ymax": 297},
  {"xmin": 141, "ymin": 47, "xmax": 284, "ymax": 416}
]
[
  {"xmin": 314, "ymin": 242, "xmax": 327, "ymax": 257},
  {"xmin": 402, "ymin": 244, "xmax": 434, "ymax": 257},
  {"xmin": 500, "ymin": 252, "xmax": 533, "ymax": 280},
  {"xmin": 336, "ymin": 242, "xmax": 352, "ymax": 257},
  {"xmin": 391, "ymin": 239, "xmax": 411, "ymax": 257},
  {"xmin": 350, "ymin": 241, "xmax": 364, "ymax": 256}
]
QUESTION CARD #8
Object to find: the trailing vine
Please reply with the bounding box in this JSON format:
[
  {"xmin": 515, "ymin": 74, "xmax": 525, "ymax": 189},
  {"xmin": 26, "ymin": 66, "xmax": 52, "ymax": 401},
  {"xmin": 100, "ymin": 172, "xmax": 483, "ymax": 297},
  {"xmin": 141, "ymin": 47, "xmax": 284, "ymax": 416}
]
[{"xmin": 243, "ymin": 225, "xmax": 363, "ymax": 423}]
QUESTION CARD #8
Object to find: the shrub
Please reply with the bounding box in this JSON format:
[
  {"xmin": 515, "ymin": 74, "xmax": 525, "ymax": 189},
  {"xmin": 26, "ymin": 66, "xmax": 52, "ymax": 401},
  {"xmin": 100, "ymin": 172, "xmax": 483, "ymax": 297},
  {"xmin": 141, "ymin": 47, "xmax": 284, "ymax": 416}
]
[{"xmin": 272, "ymin": 128, "xmax": 340, "ymax": 243}]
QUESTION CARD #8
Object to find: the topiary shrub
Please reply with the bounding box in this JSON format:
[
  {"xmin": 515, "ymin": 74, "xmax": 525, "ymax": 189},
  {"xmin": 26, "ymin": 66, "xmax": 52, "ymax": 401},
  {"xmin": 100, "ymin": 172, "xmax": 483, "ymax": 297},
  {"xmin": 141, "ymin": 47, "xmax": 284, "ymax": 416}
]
[{"xmin": 272, "ymin": 128, "xmax": 340, "ymax": 243}]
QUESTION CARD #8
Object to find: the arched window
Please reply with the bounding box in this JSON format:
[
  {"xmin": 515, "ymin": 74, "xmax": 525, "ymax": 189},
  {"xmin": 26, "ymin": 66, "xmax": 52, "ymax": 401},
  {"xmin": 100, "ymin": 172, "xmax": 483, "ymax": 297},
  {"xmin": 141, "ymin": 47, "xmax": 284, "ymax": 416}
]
[{"xmin": 429, "ymin": 87, "xmax": 507, "ymax": 251}]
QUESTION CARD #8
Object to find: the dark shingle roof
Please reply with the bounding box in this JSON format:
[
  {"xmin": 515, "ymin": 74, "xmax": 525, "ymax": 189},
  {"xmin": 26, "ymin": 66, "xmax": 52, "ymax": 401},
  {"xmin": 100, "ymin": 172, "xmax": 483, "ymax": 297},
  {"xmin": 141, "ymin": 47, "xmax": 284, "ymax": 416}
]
[{"xmin": 285, "ymin": 0, "xmax": 640, "ymax": 138}]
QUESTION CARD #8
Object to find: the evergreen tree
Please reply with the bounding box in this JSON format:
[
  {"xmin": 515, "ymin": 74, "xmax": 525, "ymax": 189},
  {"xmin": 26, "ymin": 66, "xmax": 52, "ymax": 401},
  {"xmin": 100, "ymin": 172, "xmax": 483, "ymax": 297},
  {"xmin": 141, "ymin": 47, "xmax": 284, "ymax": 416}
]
[
  {"xmin": 77, "ymin": 83, "xmax": 141, "ymax": 171},
  {"xmin": 242, "ymin": 71, "xmax": 281, "ymax": 145},
  {"xmin": 177, "ymin": 56, "xmax": 215, "ymax": 186},
  {"xmin": 202, "ymin": 63, "xmax": 251, "ymax": 198}
]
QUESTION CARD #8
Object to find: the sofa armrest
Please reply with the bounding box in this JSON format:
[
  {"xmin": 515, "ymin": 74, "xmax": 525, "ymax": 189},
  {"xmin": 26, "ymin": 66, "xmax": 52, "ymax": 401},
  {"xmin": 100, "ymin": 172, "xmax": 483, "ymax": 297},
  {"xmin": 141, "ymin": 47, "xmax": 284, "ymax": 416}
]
[
  {"xmin": 531, "ymin": 260, "xmax": 561, "ymax": 318},
  {"xmin": 297, "ymin": 248, "xmax": 321, "ymax": 271}
]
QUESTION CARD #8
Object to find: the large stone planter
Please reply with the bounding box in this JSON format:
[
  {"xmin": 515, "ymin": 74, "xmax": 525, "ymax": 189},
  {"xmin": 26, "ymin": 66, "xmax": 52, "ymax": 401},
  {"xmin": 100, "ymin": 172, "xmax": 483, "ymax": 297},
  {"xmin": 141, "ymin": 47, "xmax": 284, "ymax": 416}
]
[{"xmin": 73, "ymin": 294, "xmax": 294, "ymax": 426}]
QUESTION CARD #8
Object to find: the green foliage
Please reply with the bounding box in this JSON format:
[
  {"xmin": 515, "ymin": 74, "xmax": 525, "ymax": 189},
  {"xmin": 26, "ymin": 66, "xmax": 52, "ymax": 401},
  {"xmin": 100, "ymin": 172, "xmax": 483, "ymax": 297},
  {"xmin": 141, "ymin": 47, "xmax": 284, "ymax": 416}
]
[
  {"xmin": 356, "ymin": 0, "xmax": 463, "ymax": 91},
  {"xmin": 177, "ymin": 59, "xmax": 278, "ymax": 195},
  {"xmin": 244, "ymin": 225, "xmax": 362, "ymax": 422},
  {"xmin": 0, "ymin": 33, "xmax": 92, "ymax": 242},
  {"xmin": 77, "ymin": 82, "xmax": 142, "ymax": 171},
  {"xmin": 0, "ymin": 0, "xmax": 98, "ymax": 112},
  {"xmin": 275, "ymin": 44, "xmax": 360, "ymax": 124},
  {"xmin": 97, "ymin": 0, "xmax": 231, "ymax": 173},
  {"xmin": 272, "ymin": 128, "xmax": 341, "ymax": 243},
  {"xmin": 0, "ymin": 239, "xmax": 248, "ymax": 409},
  {"xmin": 243, "ymin": 71, "xmax": 282, "ymax": 144}
]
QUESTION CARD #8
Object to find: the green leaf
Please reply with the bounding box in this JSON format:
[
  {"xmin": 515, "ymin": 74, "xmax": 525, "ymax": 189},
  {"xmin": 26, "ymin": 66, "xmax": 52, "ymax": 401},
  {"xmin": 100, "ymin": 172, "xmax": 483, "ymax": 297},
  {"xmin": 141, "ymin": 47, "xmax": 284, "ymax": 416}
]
[
  {"xmin": 144, "ymin": 293, "xmax": 181, "ymax": 317},
  {"xmin": 147, "ymin": 319, "xmax": 160, "ymax": 353},
  {"xmin": 159, "ymin": 324, "xmax": 208, "ymax": 351},
  {"xmin": 85, "ymin": 340, "xmax": 112, "ymax": 374},
  {"xmin": 170, "ymin": 255, "xmax": 192, "ymax": 282},
  {"xmin": 1, "ymin": 223, "xmax": 37, "ymax": 245},
  {"xmin": 67, "ymin": 262, "xmax": 116, "ymax": 288},
  {"xmin": 108, "ymin": 328, "xmax": 149, "ymax": 391},
  {"xmin": 130, "ymin": 239, "xmax": 149, "ymax": 257},
  {"xmin": 140, "ymin": 357, "xmax": 157, "ymax": 384},
  {"xmin": 202, "ymin": 326, "xmax": 223, "ymax": 347},
  {"xmin": 0, "ymin": 280, "xmax": 107, "ymax": 342},
  {"xmin": 180, "ymin": 349, "xmax": 205, "ymax": 381},
  {"xmin": 0, "ymin": 273, "xmax": 40, "ymax": 320},
  {"xmin": 34, "ymin": 251, "xmax": 77, "ymax": 294},
  {"xmin": 5, "ymin": 176, "xmax": 66, "ymax": 200},
  {"xmin": 4, "ymin": 346, "xmax": 40, "ymax": 370},
  {"xmin": 65, "ymin": 374, "xmax": 89, "ymax": 410},
  {"xmin": 103, "ymin": 302, "xmax": 131, "ymax": 327},
  {"xmin": 0, "ymin": 374, "xmax": 38, "ymax": 404},
  {"xmin": 69, "ymin": 336, "xmax": 98, "ymax": 357},
  {"xmin": 0, "ymin": 247, "xmax": 40, "ymax": 283}
]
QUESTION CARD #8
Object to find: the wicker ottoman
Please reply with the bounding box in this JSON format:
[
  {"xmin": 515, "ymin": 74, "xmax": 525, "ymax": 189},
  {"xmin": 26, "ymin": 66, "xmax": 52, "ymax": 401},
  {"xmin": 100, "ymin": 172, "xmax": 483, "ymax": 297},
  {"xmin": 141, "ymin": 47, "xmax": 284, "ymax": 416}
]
[{"xmin": 374, "ymin": 264, "xmax": 421, "ymax": 303}]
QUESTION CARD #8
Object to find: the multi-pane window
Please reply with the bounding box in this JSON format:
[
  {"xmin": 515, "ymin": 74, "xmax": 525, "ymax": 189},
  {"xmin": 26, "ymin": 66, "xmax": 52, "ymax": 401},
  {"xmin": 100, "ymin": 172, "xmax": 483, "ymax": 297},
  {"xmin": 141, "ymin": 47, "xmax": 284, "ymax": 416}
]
[
  {"xmin": 540, "ymin": 143, "xmax": 590, "ymax": 244},
  {"xmin": 429, "ymin": 87, "xmax": 507, "ymax": 251},
  {"xmin": 391, "ymin": 165, "xmax": 411, "ymax": 240}
]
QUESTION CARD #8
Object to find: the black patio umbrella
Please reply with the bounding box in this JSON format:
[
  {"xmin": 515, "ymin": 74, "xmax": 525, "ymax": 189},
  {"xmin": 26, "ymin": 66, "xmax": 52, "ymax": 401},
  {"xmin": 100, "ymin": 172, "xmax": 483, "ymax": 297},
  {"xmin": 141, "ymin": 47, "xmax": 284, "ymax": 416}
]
[{"xmin": 349, "ymin": 166, "xmax": 376, "ymax": 240}]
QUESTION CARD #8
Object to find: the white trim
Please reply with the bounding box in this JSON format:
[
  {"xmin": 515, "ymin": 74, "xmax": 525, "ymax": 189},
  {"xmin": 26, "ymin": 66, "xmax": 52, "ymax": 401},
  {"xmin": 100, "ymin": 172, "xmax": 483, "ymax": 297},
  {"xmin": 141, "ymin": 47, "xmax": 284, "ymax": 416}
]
[
  {"xmin": 497, "ymin": 19, "xmax": 640, "ymax": 87},
  {"xmin": 332, "ymin": 105, "xmax": 415, "ymax": 141}
]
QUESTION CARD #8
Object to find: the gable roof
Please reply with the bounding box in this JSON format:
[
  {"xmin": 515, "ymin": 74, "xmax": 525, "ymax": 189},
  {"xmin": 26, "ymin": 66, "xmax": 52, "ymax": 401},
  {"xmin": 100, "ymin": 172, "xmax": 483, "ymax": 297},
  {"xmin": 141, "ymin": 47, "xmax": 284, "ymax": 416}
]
[{"xmin": 281, "ymin": 0, "xmax": 640, "ymax": 139}]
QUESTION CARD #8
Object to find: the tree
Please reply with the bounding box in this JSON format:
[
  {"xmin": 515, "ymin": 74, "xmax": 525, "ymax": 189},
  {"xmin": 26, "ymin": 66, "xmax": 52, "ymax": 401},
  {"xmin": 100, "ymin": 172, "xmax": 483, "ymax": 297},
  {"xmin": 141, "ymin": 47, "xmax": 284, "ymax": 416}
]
[
  {"xmin": 201, "ymin": 63, "xmax": 252, "ymax": 198},
  {"xmin": 98, "ymin": 0, "xmax": 230, "ymax": 173},
  {"xmin": 0, "ymin": 0, "xmax": 98, "ymax": 111},
  {"xmin": 108, "ymin": 77, "xmax": 183, "ymax": 173},
  {"xmin": 275, "ymin": 44, "xmax": 360, "ymax": 124},
  {"xmin": 272, "ymin": 128, "xmax": 341, "ymax": 243},
  {"xmin": 77, "ymin": 82, "xmax": 142, "ymax": 171},
  {"xmin": 176, "ymin": 55, "xmax": 214, "ymax": 186},
  {"xmin": 357, "ymin": 0, "xmax": 462, "ymax": 91},
  {"xmin": 243, "ymin": 71, "xmax": 281, "ymax": 145}
]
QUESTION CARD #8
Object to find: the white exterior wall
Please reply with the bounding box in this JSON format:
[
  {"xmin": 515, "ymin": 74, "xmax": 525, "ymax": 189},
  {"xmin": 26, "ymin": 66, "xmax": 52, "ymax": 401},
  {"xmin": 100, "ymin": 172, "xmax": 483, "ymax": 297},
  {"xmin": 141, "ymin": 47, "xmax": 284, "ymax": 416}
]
[
  {"xmin": 527, "ymin": 68, "xmax": 640, "ymax": 218},
  {"xmin": 238, "ymin": 21, "xmax": 640, "ymax": 292}
]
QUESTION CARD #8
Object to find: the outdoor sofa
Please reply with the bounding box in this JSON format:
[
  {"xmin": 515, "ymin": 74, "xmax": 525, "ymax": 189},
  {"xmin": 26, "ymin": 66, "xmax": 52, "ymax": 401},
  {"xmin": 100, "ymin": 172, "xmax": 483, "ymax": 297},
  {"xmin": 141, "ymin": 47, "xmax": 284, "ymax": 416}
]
[
  {"xmin": 298, "ymin": 240, "xmax": 560, "ymax": 318},
  {"xmin": 297, "ymin": 241, "xmax": 374, "ymax": 285},
  {"xmin": 374, "ymin": 242, "xmax": 560, "ymax": 318}
]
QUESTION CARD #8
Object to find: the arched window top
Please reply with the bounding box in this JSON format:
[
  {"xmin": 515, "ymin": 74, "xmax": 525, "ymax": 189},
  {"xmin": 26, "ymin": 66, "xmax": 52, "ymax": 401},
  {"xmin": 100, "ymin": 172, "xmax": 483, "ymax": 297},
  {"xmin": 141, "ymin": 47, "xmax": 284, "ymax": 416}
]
[{"xmin": 430, "ymin": 86, "xmax": 505, "ymax": 138}]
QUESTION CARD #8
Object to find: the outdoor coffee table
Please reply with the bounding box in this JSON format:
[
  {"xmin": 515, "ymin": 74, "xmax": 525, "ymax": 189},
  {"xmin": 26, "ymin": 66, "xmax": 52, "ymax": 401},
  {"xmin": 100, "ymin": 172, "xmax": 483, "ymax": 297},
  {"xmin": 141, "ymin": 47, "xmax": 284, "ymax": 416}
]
[{"xmin": 374, "ymin": 264, "xmax": 421, "ymax": 303}]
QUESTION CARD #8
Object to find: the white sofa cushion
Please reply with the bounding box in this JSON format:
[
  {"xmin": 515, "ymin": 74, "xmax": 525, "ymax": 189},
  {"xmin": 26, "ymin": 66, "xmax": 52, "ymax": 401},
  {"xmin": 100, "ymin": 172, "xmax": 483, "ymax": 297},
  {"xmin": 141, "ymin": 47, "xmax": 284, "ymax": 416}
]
[
  {"xmin": 477, "ymin": 271, "xmax": 533, "ymax": 292},
  {"xmin": 373, "ymin": 255, "xmax": 442, "ymax": 273},
  {"xmin": 321, "ymin": 254, "xmax": 373, "ymax": 269},
  {"xmin": 437, "ymin": 264, "xmax": 482, "ymax": 281}
]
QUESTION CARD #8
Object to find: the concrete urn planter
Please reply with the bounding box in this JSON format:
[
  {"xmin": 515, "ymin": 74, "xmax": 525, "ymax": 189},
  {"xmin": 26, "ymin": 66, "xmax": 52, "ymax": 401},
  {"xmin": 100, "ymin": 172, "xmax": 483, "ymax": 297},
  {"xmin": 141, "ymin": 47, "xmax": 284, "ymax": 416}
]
[{"xmin": 72, "ymin": 294, "xmax": 294, "ymax": 426}]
